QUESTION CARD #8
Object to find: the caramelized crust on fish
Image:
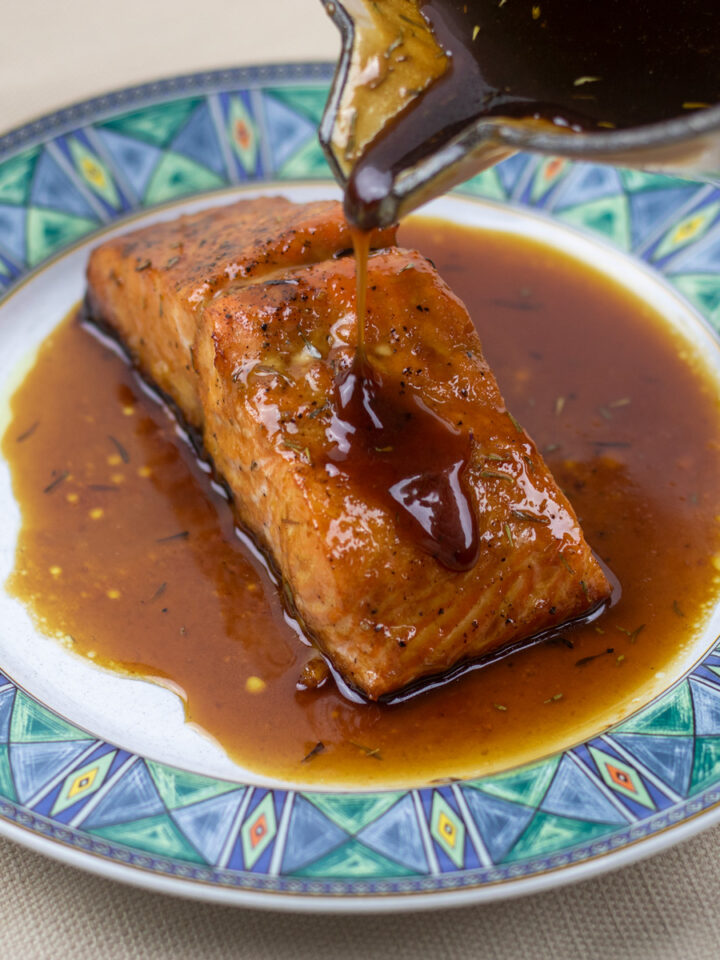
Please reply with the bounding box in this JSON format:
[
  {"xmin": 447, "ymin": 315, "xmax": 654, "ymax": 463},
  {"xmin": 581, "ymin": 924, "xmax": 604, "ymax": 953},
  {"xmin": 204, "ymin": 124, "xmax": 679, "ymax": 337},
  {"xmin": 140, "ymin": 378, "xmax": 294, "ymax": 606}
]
[{"xmin": 86, "ymin": 197, "xmax": 611, "ymax": 700}]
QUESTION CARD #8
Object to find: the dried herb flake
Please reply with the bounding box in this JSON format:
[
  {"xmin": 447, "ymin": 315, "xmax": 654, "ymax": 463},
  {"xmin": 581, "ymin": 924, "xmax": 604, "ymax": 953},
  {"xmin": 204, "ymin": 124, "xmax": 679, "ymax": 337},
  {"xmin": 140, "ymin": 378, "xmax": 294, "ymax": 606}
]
[
  {"xmin": 480, "ymin": 470, "xmax": 515, "ymax": 484},
  {"xmin": 108, "ymin": 435, "xmax": 129, "ymax": 463},
  {"xmin": 16, "ymin": 421, "xmax": 39, "ymax": 443},
  {"xmin": 511, "ymin": 509, "xmax": 550, "ymax": 524},
  {"xmin": 575, "ymin": 647, "xmax": 614, "ymax": 667},
  {"xmin": 43, "ymin": 470, "xmax": 69, "ymax": 494},
  {"xmin": 302, "ymin": 742, "xmax": 325, "ymax": 763},
  {"xmin": 348, "ymin": 740, "xmax": 382, "ymax": 760},
  {"xmin": 615, "ymin": 623, "xmax": 646, "ymax": 643}
]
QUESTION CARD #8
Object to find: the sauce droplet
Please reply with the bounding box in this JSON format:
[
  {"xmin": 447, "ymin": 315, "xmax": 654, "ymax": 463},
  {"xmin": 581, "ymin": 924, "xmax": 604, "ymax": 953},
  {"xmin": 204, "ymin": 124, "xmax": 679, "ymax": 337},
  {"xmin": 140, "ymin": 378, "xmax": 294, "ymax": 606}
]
[{"xmin": 327, "ymin": 351, "xmax": 479, "ymax": 571}]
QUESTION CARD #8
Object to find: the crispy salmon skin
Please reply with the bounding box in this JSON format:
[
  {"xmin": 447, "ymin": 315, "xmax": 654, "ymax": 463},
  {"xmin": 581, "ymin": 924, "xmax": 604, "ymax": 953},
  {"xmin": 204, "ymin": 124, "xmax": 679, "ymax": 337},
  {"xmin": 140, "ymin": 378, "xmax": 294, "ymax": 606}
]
[{"xmin": 86, "ymin": 197, "xmax": 611, "ymax": 700}]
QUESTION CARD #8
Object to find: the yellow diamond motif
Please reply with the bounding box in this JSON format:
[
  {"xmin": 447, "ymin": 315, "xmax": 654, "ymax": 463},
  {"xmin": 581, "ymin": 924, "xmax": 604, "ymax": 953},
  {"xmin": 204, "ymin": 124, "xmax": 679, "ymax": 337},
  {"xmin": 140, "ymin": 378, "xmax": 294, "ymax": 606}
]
[
  {"xmin": 430, "ymin": 792, "xmax": 466, "ymax": 868},
  {"xmin": 68, "ymin": 766, "xmax": 98, "ymax": 799},
  {"xmin": 51, "ymin": 750, "xmax": 116, "ymax": 816},
  {"xmin": 674, "ymin": 214, "xmax": 704, "ymax": 244},
  {"xmin": 66, "ymin": 136, "xmax": 121, "ymax": 209},
  {"xmin": 437, "ymin": 811, "xmax": 457, "ymax": 848},
  {"xmin": 80, "ymin": 156, "xmax": 108, "ymax": 190}
]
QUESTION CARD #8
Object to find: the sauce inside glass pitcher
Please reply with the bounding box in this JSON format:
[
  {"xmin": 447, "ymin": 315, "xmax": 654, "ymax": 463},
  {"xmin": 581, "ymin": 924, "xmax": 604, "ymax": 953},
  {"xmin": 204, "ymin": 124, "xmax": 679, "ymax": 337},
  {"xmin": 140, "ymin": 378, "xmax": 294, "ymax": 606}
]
[{"xmin": 328, "ymin": 0, "xmax": 720, "ymax": 229}]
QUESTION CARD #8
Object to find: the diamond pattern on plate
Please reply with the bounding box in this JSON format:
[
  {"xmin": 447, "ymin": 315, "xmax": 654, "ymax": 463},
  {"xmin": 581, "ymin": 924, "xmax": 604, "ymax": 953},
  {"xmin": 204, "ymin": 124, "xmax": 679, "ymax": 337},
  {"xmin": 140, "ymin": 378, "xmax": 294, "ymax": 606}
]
[
  {"xmin": 240, "ymin": 791, "xmax": 277, "ymax": 869},
  {"xmin": 588, "ymin": 746, "xmax": 655, "ymax": 809},
  {"xmin": 430, "ymin": 792, "xmax": 466, "ymax": 869},
  {"xmin": 170, "ymin": 789, "xmax": 246, "ymax": 865},
  {"xmin": 50, "ymin": 749, "xmax": 116, "ymax": 816}
]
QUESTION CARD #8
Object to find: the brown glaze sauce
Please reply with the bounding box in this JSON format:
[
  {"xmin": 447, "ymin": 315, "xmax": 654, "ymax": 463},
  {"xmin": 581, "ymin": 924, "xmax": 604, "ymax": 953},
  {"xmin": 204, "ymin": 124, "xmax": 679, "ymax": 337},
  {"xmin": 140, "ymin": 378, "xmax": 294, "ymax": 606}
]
[
  {"xmin": 330, "ymin": 349, "xmax": 478, "ymax": 571},
  {"xmin": 331, "ymin": 224, "xmax": 478, "ymax": 571},
  {"xmin": 4, "ymin": 220, "xmax": 720, "ymax": 786},
  {"xmin": 345, "ymin": 0, "xmax": 720, "ymax": 228}
]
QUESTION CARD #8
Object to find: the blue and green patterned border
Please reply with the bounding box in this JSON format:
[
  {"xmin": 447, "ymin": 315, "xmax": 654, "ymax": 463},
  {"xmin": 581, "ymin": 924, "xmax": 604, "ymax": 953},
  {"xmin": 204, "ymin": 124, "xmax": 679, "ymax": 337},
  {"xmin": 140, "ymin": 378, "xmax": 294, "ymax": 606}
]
[{"xmin": 1, "ymin": 64, "xmax": 720, "ymax": 908}]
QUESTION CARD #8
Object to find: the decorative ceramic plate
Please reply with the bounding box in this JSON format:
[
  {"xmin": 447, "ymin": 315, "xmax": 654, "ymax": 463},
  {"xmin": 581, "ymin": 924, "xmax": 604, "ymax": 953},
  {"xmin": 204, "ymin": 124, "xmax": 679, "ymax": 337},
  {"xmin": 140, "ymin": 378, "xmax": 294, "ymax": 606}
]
[{"xmin": 0, "ymin": 64, "xmax": 719, "ymax": 912}]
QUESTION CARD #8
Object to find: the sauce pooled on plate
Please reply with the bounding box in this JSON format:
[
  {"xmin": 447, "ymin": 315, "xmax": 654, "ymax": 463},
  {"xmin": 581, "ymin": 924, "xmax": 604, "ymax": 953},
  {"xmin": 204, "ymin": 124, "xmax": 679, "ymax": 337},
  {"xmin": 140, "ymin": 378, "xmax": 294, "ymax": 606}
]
[{"xmin": 4, "ymin": 220, "xmax": 720, "ymax": 785}]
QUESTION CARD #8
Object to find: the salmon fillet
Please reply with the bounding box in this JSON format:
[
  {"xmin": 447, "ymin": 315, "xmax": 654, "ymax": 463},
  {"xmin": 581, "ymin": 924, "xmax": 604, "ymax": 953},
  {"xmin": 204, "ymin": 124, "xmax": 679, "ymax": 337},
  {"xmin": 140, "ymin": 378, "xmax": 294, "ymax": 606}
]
[{"xmin": 85, "ymin": 196, "xmax": 611, "ymax": 700}]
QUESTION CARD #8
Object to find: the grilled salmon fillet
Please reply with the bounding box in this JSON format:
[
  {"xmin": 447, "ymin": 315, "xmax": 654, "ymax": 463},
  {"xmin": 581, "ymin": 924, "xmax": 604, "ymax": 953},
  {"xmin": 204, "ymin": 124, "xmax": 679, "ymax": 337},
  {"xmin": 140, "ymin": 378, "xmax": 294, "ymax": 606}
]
[{"xmin": 85, "ymin": 196, "xmax": 611, "ymax": 700}]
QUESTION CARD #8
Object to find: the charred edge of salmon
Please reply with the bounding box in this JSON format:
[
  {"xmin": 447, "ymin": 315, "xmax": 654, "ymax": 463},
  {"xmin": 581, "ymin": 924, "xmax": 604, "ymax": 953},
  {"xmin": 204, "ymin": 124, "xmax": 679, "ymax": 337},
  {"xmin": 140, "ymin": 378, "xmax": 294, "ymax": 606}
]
[{"xmin": 376, "ymin": 594, "xmax": 613, "ymax": 705}]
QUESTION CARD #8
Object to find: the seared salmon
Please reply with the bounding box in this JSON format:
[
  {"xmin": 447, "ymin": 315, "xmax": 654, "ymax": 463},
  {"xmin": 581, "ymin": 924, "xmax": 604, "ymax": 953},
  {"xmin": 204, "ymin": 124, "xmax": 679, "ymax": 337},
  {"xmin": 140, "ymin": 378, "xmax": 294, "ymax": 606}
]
[{"xmin": 86, "ymin": 197, "xmax": 611, "ymax": 700}]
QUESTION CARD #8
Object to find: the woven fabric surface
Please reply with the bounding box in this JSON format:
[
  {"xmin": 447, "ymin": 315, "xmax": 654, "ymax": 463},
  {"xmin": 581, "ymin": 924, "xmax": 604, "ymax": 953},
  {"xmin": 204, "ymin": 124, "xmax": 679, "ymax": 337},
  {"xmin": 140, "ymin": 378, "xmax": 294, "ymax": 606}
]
[{"xmin": 1, "ymin": 826, "xmax": 719, "ymax": 959}]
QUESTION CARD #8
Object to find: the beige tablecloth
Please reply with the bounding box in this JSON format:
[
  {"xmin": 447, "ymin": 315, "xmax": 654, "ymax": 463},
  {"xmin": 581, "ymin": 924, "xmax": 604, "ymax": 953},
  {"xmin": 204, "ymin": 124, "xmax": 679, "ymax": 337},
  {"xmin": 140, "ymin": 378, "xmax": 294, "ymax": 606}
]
[{"xmin": 1, "ymin": 2, "xmax": 719, "ymax": 956}]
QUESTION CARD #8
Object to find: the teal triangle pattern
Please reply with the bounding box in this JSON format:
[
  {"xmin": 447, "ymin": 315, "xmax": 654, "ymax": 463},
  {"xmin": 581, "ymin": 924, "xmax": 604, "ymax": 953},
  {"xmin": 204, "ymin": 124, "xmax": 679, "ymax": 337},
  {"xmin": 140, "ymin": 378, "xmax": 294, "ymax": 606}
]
[
  {"xmin": 143, "ymin": 152, "xmax": 224, "ymax": 206},
  {"xmin": 25, "ymin": 207, "xmax": 98, "ymax": 266},
  {"xmin": 0, "ymin": 688, "xmax": 14, "ymax": 743},
  {"xmin": 503, "ymin": 811, "xmax": 615, "ymax": 863},
  {"xmin": 357, "ymin": 794, "xmax": 428, "ymax": 873},
  {"xmin": 690, "ymin": 737, "xmax": 720, "ymax": 796},
  {"xmin": 616, "ymin": 682, "xmax": 694, "ymax": 737},
  {"xmin": 628, "ymin": 186, "xmax": 699, "ymax": 248},
  {"xmin": 9, "ymin": 741, "xmax": 90, "ymax": 804},
  {"xmin": 689, "ymin": 679, "xmax": 720, "ymax": 736},
  {"xmin": 467, "ymin": 755, "xmax": 560, "ymax": 807},
  {"xmin": 0, "ymin": 148, "xmax": 39, "ymax": 205},
  {"xmin": 94, "ymin": 128, "xmax": 162, "ymax": 199},
  {"xmin": 460, "ymin": 166, "xmax": 506, "ymax": 202},
  {"xmin": 280, "ymin": 795, "xmax": 349, "ymax": 874},
  {"xmin": 461, "ymin": 787, "xmax": 534, "ymax": 863},
  {"xmin": 307, "ymin": 791, "xmax": 405, "ymax": 835},
  {"xmin": 83, "ymin": 760, "xmax": 164, "ymax": 829},
  {"xmin": 30, "ymin": 149, "xmax": 97, "ymax": 220},
  {"xmin": 557, "ymin": 194, "xmax": 631, "ymax": 250},
  {"xmin": 294, "ymin": 838, "xmax": 418, "ymax": 878},
  {"xmin": 620, "ymin": 170, "xmax": 694, "ymax": 193},
  {"xmin": 170, "ymin": 789, "xmax": 246, "ymax": 864},
  {"xmin": 540, "ymin": 756, "xmax": 627, "ymax": 824},
  {"xmin": 146, "ymin": 760, "xmax": 238, "ymax": 810},
  {"xmin": 555, "ymin": 164, "xmax": 623, "ymax": 211},
  {"xmin": 0, "ymin": 204, "xmax": 26, "ymax": 262},
  {"xmin": 100, "ymin": 99, "xmax": 201, "ymax": 149},
  {"xmin": 170, "ymin": 102, "xmax": 226, "ymax": 177},
  {"xmin": 670, "ymin": 273, "xmax": 720, "ymax": 332},
  {"xmin": 613, "ymin": 734, "xmax": 694, "ymax": 796},
  {"xmin": 263, "ymin": 87, "xmax": 328, "ymax": 127},
  {"xmin": 0, "ymin": 745, "xmax": 16, "ymax": 801},
  {"xmin": 89, "ymin": 813, "xmax": 205, "ymax": 863},
  {"xmin": 10, "ymin": 691, "xmax": 93, "ymax": 744},
  {"xmin": 277, "ymin": 137, "xmax": 331, "ymax": 180},
  {"xmin": 262, "ymin": 94, "xmax": 316, "ymax": 173}
]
